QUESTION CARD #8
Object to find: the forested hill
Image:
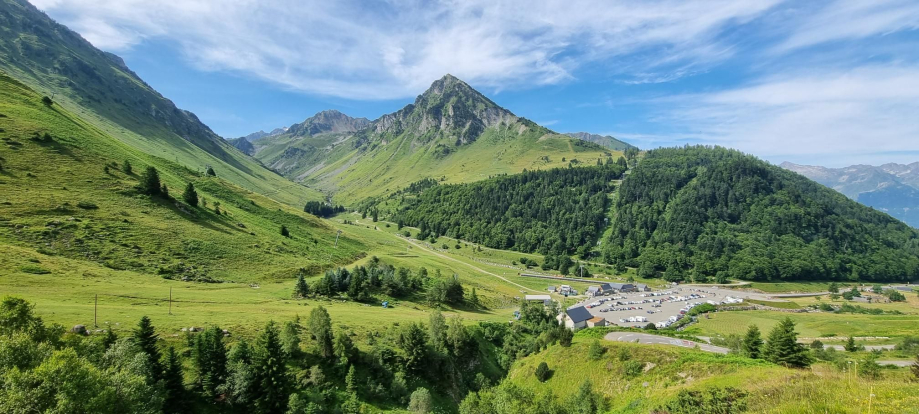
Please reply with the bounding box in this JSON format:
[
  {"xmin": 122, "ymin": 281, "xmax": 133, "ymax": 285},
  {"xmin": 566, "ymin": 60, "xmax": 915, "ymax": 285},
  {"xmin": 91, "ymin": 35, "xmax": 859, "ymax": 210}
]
[
  {"xmin": 387, "ymin": 160, "xmax": 628, "ymax": 256},
  {"xmin": 603, "ymin": 146, "xmax": 919, "ymax": 282}
]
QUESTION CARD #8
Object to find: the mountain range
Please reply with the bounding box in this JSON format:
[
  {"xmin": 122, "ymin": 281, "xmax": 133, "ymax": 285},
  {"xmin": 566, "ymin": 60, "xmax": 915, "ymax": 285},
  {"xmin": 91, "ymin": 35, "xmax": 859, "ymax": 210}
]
[
  {"xmin": 563, "ymin": 132, "xmax": 637, "ymax": 151},
  {"xmin": 235, "ymin": 74, "xmax": 621, "ymax": 203},
  {"xmin": 782, "ymin": 162, "xmax": 919, "ymax": 228}
]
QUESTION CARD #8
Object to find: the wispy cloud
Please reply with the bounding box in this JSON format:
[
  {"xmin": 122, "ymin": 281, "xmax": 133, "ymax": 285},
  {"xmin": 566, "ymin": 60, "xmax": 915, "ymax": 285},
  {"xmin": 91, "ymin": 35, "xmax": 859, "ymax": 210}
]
[
  {"xmin": 31, "ymin": 0, "xmax": 784, "ymax": 99},
  {"xmin": 649, "ymin": 65, "xmax": 919, "ymax": 164}
]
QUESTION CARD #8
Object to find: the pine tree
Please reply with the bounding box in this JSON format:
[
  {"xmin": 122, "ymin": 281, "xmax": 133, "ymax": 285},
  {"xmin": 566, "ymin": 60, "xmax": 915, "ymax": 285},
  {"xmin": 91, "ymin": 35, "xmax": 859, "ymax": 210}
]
[
  {"xmin": 345, "ymin": 364, "xmax": 357, "ymax": 394},
  {"xmin": 844, "ymin": 336, "xmax": 858, "ymax": 352},
  {"xmin": 372, "ymin": 209, "xmax": 378, "ymax": 222},
  {"xmin": 293, "ymin": 273, "xmax": 310, "ymax": 298},
  {"xmin": 428, "ymin": 310, "xmax": 448, "ymax": 353},
  {"xmin": 206, "ymin": 166, "xmax": 216, "ymax": 176},
  {"xmin": 334, "ymin": 331, "xmax": 356, "ymax": 366},
  {"xmin": 122, "ymin": 159, "xmax": 133, "ymax": 175},
  {"xmin": 764, "ymin": 317, "xmax": 811, "ymax": 368},
  {"xmin": 102, "ymin": 328, "xmax": 117, "ymax": 350},
  {"xmin": 183, "ymin": 183, "xmax": 198, "ymax": 207},
  {"xmin": 195, "ymin": 326, "xmax": 228, "ymax": 398},
  {"xmin": 253, "ymin": 321, "xmax": 289, "ymax": 414},
  {"xmin": 742, "ymin": 325, "xmax": 763, "ymax": 359},
  {"xmin": 588, "ymin": 339, "xmax": 604, "ymax": 360},
  {"xmin": 160, "ymin": 183, "xmax": 170, "ymax": 199},
  {"xmin": 139, "ymin": 166, "xmax": 162, "ymax": 196},
  {"xmin": 162, "ymin": 346, "xmax": 187, "ymax": 413},
  {"xmin": 281, "ymin": 319, "xmax": 301, "ymax": 357},
  {"xmin": 133, "ymin": 316, "xmax": 162, "ymax": 381},
  {"xmin": 308, "ymin": 306, "xmax": 334, "ymax": 358},
  {"xmin": 280, "ymin": 225, "xmax": 290, "ymax": 238},
  {"xmin": 535, "ymin": 361, "xmax": 550, "ymax": 382}
]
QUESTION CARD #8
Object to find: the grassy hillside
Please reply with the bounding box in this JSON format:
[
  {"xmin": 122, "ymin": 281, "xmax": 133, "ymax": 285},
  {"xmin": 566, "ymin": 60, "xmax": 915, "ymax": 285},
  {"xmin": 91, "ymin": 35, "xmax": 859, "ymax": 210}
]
[
  {"xmin": 603, "ymin": 146, "xmax": 919, "ymax": 283},
  {"xmin": 249, "ymin": 75, "xmax": 616, "ymax": 204},
  {"xmin": 0, "ymin": 72, "xmax": 363, "ymax": 282},
  {"xmin": 0, "ymin": 0, "xmax": 321, "ymax": 206},
  {"xmin": 493, "ymin": 336, "xmax": 919, "ymax": 413}
]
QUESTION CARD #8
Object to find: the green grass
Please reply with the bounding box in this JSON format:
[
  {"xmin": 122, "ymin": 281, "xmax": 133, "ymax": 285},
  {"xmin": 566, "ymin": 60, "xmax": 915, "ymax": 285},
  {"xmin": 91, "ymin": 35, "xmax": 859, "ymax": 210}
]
[
  {"xmin": 744, "ymin": 299, "xmax": 802, "ymax": 309},
  {"xmin": 503, "ymin": 337, "xmax": 919, "ymax": 413},
  {"xmin": 745, "ymin": 281, "xmax": 841, "ymax": 293},
  {"xmin": 686, "ymin": 310, "xmax": 919, "ymax": 340},
  {"xmin": 262, "ymin": 123, "xmax": 616, "ymax": 204},
  {"xmin": 0, "ymin": 72, "xmax": 364, "ymax": 282}
]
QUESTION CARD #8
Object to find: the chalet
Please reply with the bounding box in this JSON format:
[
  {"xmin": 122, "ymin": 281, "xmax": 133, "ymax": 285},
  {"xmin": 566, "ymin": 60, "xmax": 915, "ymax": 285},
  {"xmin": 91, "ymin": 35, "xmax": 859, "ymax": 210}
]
[
  {"xmin": 586, "ymin": 286, "xmax": 601, "ymax": 297},
  {"xmin": 557, "ymin": 306, "xmax": 592, "ymax": 330},
  {"xmin": 599, "ymin": 283, "xmax": 614, "ymax": 294},
  {"xmin": 525, "ymin": 295, "xmax": 553, "ymax": 305},
  {"xmin": 610, "ymin": 283, "xmax": 636, "ymax": 293},
  {"xmin": 586, "ymin": 317, "xmax": 608, "ymax": 328},
  {"xmin": 636, "ymin": 284, "xmax": 651, "ymax": 292}
]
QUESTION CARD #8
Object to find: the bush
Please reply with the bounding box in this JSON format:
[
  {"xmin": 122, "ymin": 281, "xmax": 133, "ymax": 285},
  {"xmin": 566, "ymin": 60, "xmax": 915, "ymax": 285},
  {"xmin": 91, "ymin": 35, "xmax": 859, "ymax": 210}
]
[
  {"xmin": 76, "ymin": 201, "xmax": 98, "ymax": 210},
  {"xmin": 19, "ymin": 264, "xmax": 51, "ymax": 274},
  {"xmin": 408, "ymin": 387, "xmax": 433, "ymax": 413},
  {"xmin": 663, "ymin": 387, "xmax": 748, "ymax": 414},
  {"xmin": 622, "ymin": 360, "xmax": 643, "ymax": 377},
  {"xmin": 535, "ymin": 361, "xmax": 550, "ymax": 382}
]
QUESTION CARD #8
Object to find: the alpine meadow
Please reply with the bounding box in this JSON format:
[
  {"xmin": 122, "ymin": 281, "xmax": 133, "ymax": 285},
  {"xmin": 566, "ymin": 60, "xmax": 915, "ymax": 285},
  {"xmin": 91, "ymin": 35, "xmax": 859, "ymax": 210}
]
[{"xmin": 2, "ymin": 1, "xmax": 919, "ymax": 414}]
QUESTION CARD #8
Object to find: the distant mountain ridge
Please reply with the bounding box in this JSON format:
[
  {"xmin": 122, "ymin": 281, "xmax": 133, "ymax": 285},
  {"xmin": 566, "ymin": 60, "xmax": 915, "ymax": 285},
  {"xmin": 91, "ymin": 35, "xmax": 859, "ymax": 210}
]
[
  {"xmin": 564, "ymin": 132, "xmax": 636, "ymax": 151},
  {"xmin": 782, "ymin": 161, "xmax": 919, "ymax": 228},
  {"xmin": 241, "ymin": 74, "xmax": 615, "ymax": 203}
]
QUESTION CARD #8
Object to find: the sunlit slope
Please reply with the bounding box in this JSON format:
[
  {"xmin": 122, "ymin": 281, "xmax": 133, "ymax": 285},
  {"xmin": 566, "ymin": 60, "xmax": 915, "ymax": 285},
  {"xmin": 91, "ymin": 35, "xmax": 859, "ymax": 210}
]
[{"xmin": 0, "ymin": 73, "xmax": 362, "ymax": 282}]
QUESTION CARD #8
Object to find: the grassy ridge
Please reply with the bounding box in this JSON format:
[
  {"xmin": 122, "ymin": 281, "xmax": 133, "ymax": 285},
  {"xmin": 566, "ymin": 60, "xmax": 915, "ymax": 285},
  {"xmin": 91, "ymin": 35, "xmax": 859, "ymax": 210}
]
[
  {"xmin": 504, "ymin": 338, "xmax": 919, "ymax": 413},
  {"xmin": 0, "ymin": 72, "xmax": 363, "ymax": 282}
]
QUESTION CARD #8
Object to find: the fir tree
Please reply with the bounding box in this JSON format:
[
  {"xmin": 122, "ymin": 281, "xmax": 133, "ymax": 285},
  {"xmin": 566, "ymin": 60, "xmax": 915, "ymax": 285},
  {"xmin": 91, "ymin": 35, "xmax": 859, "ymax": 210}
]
[
  {"xmin": 102, "ymin": 328, "xmax": 117, "ymax": 350},
  {"xmin": 334, "ymin": 331, "xmax": 356, "ymax": 366},
  {"xmin": 253, "ymin": 321, "xmax": 289, "ymax": 414},
  {"xmin": 345, "ymin": 364, "xmax": 357, "ymax": 394},
  {"xmin": 281, "ymin": 319, "xmax": 301, "ymax": 357},
  {"xmin": 139, "ymin": 166, "xmax": 162, "ymax": 196},
  {"xmin": 161, "ymin": 184, "xmax": 170, "ymax": 199},
  {"xmin": 588, "ymin": 339, "xmax": 604, "ymax": 360},
  {"xmin": 133, "ymin": 316, "xmax": 162, "ymax": 381},
  {"xmin": 195, "ymin": 326, "xmax": 228, "ymax": 398},
  {"xmin": 844, "ymin": 336, "xmax": 859, "ymax": 352},
  {"xmin": 183, "ymin": 183, "xmax": 198, "ymax": 207},
  {"xmin": 535, "ymin": 361, "xmax": 550, "ymax": 382},
  {"xmin": 280, "ymin": 225, "xmax": 290, "ymax": 238},
  {"xmin": 162, "ymin": 346, "xmax": 187, "ymax": 413},
  {"xmin": 764, "ymin": 317, "xmax": 811, "ymax": 368},
  {"xmin": 293, "ymin": 273, "xmax": 310, "ymax": 298},
  {"xmin": 742, "ymin": 325, "xmax": 763, "ymax": 359},
  {"xmin": 308, "ymin": 306, "xmax": 334, "ymax": 358},
  {"xmin": 206, "ymin": 166, "xmax": 216, "ymax": 177},
  {"xmin": 122, "ymin": 159, "xmax": 133, "ymax": 174}
]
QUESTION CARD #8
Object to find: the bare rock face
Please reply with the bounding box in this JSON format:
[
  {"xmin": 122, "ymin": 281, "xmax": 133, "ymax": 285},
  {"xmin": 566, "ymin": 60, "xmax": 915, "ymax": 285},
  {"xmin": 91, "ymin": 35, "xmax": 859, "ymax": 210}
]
[{"xmin": 287, "ymin": 110, "xmax": 370, "ymax": 137}]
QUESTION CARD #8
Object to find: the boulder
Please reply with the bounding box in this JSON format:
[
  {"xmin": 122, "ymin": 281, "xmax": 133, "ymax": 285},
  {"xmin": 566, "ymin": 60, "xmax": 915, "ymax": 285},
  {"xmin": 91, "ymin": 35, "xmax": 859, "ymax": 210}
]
[{"xmin": 71, "ymin": 325, "xmax": 87, "ymax": 335}]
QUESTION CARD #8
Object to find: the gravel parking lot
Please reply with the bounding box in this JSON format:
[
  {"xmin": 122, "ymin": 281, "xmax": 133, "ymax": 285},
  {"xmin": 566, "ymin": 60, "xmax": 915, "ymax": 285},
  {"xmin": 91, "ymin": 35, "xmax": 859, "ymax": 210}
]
[{"xmin": 570, "ymin": 286, "xmax": 780, "ymax": 328}]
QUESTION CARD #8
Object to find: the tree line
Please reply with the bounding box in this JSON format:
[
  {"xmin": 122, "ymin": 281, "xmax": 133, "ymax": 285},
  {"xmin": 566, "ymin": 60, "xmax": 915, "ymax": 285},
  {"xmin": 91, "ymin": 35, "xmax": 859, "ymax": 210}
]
[
  {"xmin": 0, "ymin": 295, "xmax": 575, "ymax": 413},
  {"xmin": 603, "ymin": 146, "xmax": 919, "ymax": 282},
  {"xmin": 294, "ymin": 257, "xmax": 473, "ymax": 307},
  {"xmin": 382, "ymin": 161, "xmax": 627, "ymax": 257}
]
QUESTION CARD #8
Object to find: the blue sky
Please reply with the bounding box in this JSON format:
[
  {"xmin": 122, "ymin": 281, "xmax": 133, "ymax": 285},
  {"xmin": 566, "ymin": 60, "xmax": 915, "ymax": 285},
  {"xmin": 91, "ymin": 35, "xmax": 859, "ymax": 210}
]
[{"xmin": 32, "ymin": 0, "xmax": 919, "ymax": 167}]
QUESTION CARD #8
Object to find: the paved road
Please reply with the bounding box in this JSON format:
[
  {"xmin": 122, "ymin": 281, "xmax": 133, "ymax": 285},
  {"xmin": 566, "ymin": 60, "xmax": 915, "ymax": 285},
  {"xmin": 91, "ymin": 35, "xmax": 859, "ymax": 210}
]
[
  {"xmin": 604, "ymin": 332, "xmax": 730, "ymax": 354},
  {"xmin": 877, "ymin": 360, "xmax": 915, "ymax": 367},
  {"xmin": 824, "ymin": 344, "xmax": 896, "ymax": 351}
]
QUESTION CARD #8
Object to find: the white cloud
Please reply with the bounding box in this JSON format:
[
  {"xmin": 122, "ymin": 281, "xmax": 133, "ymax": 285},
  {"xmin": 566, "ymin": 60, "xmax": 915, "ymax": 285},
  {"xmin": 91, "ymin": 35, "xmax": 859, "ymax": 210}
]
[
  {"xmin": 773, "ymin": 0, "xmax": 919, "ymax": 53},
  {"xmin": 30, "ymin": 0, "xmax": 784, "ymax": 99},
  {"xmin": 650, "ymin": 65, "xmax": 919, "ymax": 165}
]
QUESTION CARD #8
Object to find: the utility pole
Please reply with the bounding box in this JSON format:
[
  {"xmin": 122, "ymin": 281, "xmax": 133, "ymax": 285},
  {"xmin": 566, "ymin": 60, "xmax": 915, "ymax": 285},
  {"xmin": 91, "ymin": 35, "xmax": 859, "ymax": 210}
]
[{"xmin": 94, "ymin": 294, "xmax": 98, "ymax": 328}]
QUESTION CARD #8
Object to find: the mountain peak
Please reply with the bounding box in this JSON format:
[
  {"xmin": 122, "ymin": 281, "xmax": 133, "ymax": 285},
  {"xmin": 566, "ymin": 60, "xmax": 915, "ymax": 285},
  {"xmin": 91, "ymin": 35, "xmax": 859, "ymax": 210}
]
[{"xmin": 288, "ymin": 109, "xmax": 370, "ymax": 136}]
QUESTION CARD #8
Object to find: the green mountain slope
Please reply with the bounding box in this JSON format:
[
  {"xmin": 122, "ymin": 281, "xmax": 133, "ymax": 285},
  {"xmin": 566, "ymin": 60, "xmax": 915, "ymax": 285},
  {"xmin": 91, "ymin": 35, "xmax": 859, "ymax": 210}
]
[
  {"xmin": 248, "ymin": 75, "xmax": 615, "ymax": 203},
  {"xmin": 0, "ymin": 0, "xmax": 321, "ymax": 206},
  {"xmin": 603, "ymin": 146, "xmax": 919, "ymax": 282},
  {"xmin": 565, "ymin": 132, "xmax": 637, "ymax": 151},
  {"xmin": 0, "ymin": 72, "xmax": 363, "ymax": 282}
]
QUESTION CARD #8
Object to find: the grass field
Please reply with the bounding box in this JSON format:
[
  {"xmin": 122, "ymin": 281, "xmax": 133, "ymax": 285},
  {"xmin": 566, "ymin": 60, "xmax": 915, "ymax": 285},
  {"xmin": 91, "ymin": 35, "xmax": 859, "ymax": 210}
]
[
  {"xmin": 687, "ymin": 310, "xmax": 919, "ymax": 340},
  {"xmin": 504, "ymin": 336, "xmax": 919, "ymax": 413},
  {"xmin": 744, "ymin": 281, "xmax": 843, "ymax": 293}
]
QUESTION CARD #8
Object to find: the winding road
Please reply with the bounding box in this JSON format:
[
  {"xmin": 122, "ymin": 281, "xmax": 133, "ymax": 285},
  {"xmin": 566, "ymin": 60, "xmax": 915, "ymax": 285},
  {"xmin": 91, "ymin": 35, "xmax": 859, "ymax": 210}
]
[{"xmin": 604, "ymin": 332, "xmax": 730, "ymax": 354}]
